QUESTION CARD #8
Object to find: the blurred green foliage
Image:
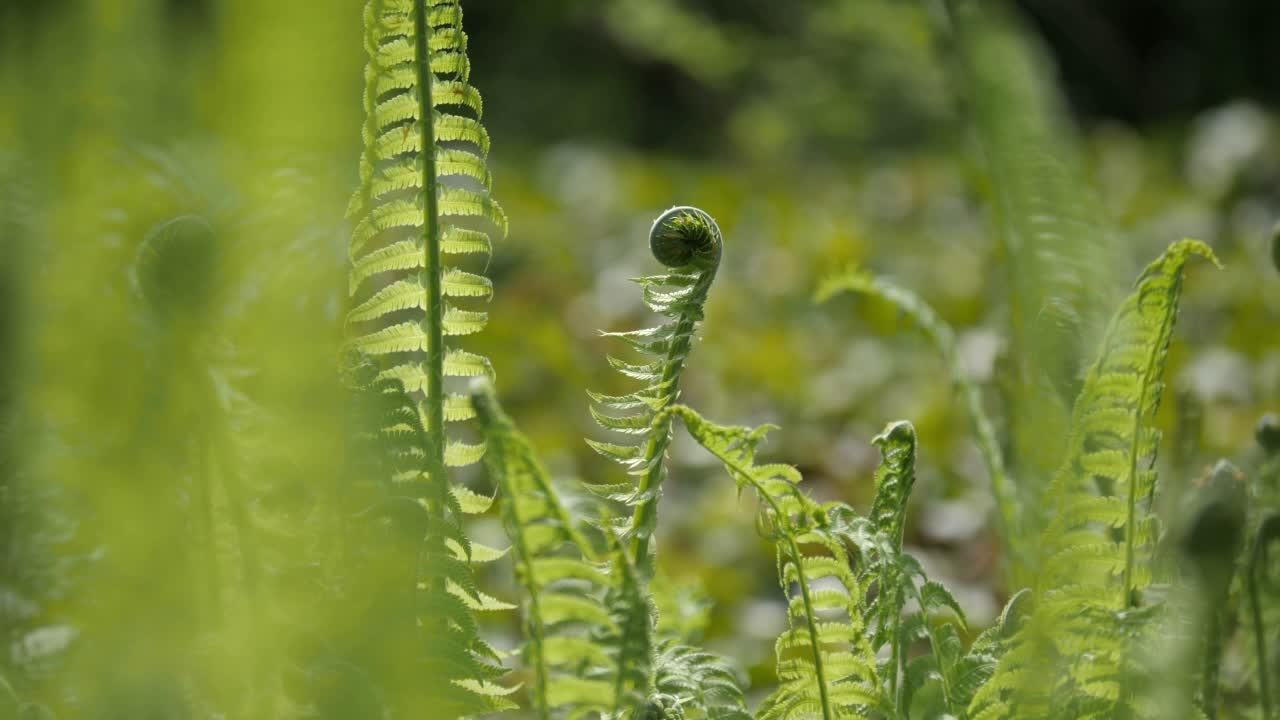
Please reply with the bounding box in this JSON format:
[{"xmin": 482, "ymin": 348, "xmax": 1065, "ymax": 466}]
[{"xmin": 1, "ymin": 0, "xmax": 1278, "ymax": 717}]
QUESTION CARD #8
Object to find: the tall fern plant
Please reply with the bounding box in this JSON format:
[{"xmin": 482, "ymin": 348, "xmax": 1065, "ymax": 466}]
[{"xmin": 344, "ymin": 0, "xmax": 511, "ymax": 714}]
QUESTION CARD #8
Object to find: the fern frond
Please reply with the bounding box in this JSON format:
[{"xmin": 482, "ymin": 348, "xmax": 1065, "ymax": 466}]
[
  {"xmin": 340, "ymin": 362, "xmax": 514, "ymax": 717},
  {"xmin": 663, "ymin": 405, "xmax": 888, "ymax": 720},
  {"xmin": 345, "ymin": 4, "xmax": 508, "ymax": 712},
  {"xmin": 1040, "ymin": 239, "xmax": 1218, "ymax": 600},
  {"xmin": 665, "ymin": 405, "xmax": 985, "ymax": 720},
  {"xmin": 474, "ymin": 382, "xmax": 662, "ymax": 720},
  {"xmin": 588, "ymin": 207, "xmax": 723, "ymax": 575},
  {"xmin": 970, "ymin": 240, "xmax": 1219, "ymax": 720},
  {"xmin": 817, "ymin": 269, "xmax": 1023, "ymax": 580},
  {"xmin": 347, "ymin": 0, "xmax": 505, "ymax": 481}
]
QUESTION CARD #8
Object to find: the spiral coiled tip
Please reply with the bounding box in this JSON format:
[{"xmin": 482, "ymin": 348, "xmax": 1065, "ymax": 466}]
[
  {"xmin": 132, "ymin": 214, "xmax": 218, "ymax": 319},
  {"xmin": 649, "ymin": 206, "xmax": 722, "ymax": 270}
]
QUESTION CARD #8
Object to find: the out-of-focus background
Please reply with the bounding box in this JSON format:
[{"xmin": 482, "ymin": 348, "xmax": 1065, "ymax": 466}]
[{"xmin": 1, "ymin": 0, "xmax": 1277, "ymax": 714}]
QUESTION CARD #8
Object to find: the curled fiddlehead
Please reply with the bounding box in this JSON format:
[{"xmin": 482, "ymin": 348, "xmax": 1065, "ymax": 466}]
[
  {"xmin": 588, "ymin": 206, "xmax": 723, "ymax": 575},
  {"xmin": 648, "ymin": 206, "xmax": 722, "ymax": 271}
]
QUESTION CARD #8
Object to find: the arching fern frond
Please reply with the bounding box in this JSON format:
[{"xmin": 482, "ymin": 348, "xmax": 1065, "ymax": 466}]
[
  {"xmin": 588, "ymin": 207, "xmax": 723, "ymax": 575},
  {"xmin": 970, "ymin": 239, "xmax": 1219, "ymax": 720},
  {"xmin": 1039, "ymin": 239, "xmax": 1218, "ymax": 602},
  {"xmin": 472, "ymin": 382, "xmax": 611, "ymax": 719},
  {"xmin": 473, "ymin": 382, "xmax": 659, "ymax": 719},
  {"xmin": 664, "ymin": 404, "xmax": 985, "ymax": 720},
  {"xmin": 816, "ymin": 269, "xmax": 1023, "ymax": 581},
  {"xmin": 673, "ymin": 411, "xmax": 885, "ymax": 720}
]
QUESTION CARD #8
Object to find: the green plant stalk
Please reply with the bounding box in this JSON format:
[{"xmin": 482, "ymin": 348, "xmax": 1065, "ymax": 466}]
[
  {"xmin": 1201, "ymin": 601, "xmax": 1226, "ymax": 720},
  {"xmin": 660, "ymin": 406, "xmax": 838, "ymax": 720},
  {"xmin": 1116, "ymin": 290, "xmax": 1181, "ymax": 714},
  {"xmin": 884, "ymin": 489, "xmax": 906, "ymax": 713},
  {"xmin": 411, "ymin": 0, "xmax": 453, "ymax": 634},
  {"xmin": 887, "ymin": 583, "xmax": 903, "ymax": 714},
  {"xmin": 1121, "ymin": 377, "xmax": 1154, "ymax": 610},
  {"xmin": 1250, "ymin": 575, "xmax": 1273, "ymax": 720},
  {"xmin": 413, "ymin": 0, "xmax": 445, "ymax": 475},
  {"xmin": 1249, "ymin": 522, "xmax": 1275, "ymax": 720},
  {"xmin": 210, "ymin": 415, "xmax": 264, "ymax": 715},
  {"xmin": 627, "ymin": 270, "xmax": 716, "ymax": 573}
]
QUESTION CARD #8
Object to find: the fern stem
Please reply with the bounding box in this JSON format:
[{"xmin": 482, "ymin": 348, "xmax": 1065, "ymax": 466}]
[
  {"xmin": 1201, "ymin": 604, "xmax": 1226, "ymax": 719},
  {"xmin": 1250, "ymin": 514, "xmax": 1277, "ymax": 720},
  {"xmin": 413, "ymin": 0, "xmax": 445, "ymax": 475}
]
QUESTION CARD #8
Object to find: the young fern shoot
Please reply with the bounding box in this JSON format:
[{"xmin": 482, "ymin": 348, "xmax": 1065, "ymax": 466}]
[{"xmin": 588, "ymin": 206, "xmax": 723, "ymax": 576}]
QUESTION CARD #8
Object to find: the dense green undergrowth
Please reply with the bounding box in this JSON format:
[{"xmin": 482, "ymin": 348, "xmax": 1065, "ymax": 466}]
[{"xmin": 1, "ymin": 1, "xmax": 1277, "ymax": 719}]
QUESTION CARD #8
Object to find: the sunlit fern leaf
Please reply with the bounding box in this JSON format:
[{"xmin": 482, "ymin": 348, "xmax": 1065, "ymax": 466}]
[
  {"xmin": 347, "ymin": 0, "xmax": 505, "ymax": 482},
  {"xmin": 337, "ymin": 359, "xmax": 514, "ymax": 718},
  {"xmin": 1041, "ymin": 239, "xmax": 1218, "ymax": 600},
  {"xmin": 816, "ymin": 269, "xmax": 1023, "ymax": 581},
  {"xmin": 588, "ymin": 207, "xmax": 723, "ymax": 575},
  {"xmin": 344, "ymin": 3, "xmax": 509, "ymax": 713},
  {"xmin": 970, "ymin": 240, "xmax": 1219, "ymax": 720},
  {"xmin": 944, "ymin": 0, "xmax": 1125, "ymax": 539},
  {"xmin": 474, "ymin": 381, "xmax": 663, "ymax": 720},
  {"xmin": 662, "ymin": 405, "xmax": 889, "ymax": 720}
]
